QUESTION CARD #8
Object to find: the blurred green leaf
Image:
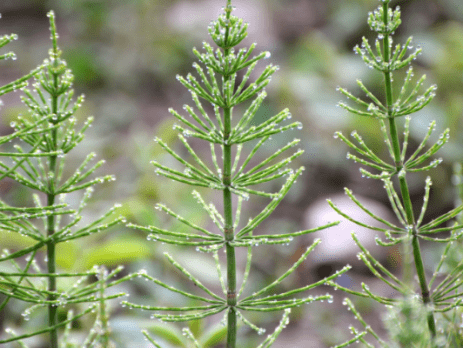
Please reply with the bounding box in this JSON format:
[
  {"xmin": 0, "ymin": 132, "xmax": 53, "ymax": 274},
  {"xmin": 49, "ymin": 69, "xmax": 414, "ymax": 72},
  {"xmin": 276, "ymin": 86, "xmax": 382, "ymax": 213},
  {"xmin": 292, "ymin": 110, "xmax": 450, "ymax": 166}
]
[
  {"xmin": 56, "ymin": 241, "xmax": 79, "ymax": 270},
  {"xmin": 0, "ymin": 229, "xmax": 36, "ymax": 249},
  {"xmin": 82, "ymin": 237, "xmax": 151, "ymax": 269},
  {"xmin": 146, "ymin": 322, "xmax": 187, "ymax": 347},
  {"xmin": 200, "ymin": 323, "xmax": 227, "ymax": 348},
  {"xmin": 188, "ymin": 319, "xmax": 203, "ymax": 342},
  {"xmin": 122, "ymin": 197, "xmax": 159, "ymax": 226}
]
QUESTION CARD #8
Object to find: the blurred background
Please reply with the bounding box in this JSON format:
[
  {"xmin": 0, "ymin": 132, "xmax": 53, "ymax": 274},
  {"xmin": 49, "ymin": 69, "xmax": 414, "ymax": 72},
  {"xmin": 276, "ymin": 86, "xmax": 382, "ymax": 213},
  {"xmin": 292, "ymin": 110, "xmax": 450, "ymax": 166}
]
[{"xmin": 0, "ymin": 0, "xmax": 462, "ymax": 347}]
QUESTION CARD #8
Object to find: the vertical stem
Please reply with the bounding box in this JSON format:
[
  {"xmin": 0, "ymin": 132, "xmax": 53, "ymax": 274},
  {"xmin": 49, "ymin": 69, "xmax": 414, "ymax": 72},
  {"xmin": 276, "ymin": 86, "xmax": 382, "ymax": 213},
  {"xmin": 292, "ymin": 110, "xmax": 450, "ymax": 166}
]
[
  {"xmin": 381, "ymin": 1, "xmax": 436, "ymax": 338},
  {"xmin": 223, "ymin": 101, "xmax": 237, "ymax": 348},
  {"xmin": 47, "ymin": 153, "xmax": 58, "ymax": 348},
  {"xmin": 47, "ymin": 62, "xmax": 60, "ymax": 348},
  {"xmin": 224, "ymin": 109, "xmax": 237, "ymax": 346},
  {"xmin": 222, "ymin": 3, "xmax": 236, "ymax": 346}
]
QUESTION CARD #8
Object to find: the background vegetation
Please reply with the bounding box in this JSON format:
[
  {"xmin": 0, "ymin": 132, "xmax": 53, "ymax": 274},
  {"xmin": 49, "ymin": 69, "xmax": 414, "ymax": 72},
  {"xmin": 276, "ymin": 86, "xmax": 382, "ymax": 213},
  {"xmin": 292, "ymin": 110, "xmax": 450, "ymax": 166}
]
[{"xmin": 0, "ymin": 0, "xmax": 462, "ymax": 347}]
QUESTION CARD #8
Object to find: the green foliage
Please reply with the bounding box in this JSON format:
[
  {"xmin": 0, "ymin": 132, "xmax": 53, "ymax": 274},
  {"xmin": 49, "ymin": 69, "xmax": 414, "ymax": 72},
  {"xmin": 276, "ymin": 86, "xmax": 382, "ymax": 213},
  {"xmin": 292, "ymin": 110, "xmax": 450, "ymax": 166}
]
[
  {"xmin": 124, "ymin": 0, "xmax": 349, "ymax": 347},
  {"xmin": 330, "ymin": 0, "xmax": 463, "ymax": 346},
  {"xmin": 0, "ymin": 11, "xmax": 133, "ymax": 348}
]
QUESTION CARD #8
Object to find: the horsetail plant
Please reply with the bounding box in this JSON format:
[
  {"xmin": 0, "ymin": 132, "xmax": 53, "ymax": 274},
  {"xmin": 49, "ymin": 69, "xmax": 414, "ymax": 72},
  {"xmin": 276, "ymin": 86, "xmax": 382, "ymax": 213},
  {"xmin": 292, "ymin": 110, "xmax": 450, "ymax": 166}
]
[
  {"xmin": 329, "ymin": 0, "xmax": 463, "ymax": 346},
  {"xmin": 0, "ymin": 11, "xmax": 135, "ymax": 348},
  {"xmin": 124, "ymin": 1, "xmax": 350, "ymax": 347}
]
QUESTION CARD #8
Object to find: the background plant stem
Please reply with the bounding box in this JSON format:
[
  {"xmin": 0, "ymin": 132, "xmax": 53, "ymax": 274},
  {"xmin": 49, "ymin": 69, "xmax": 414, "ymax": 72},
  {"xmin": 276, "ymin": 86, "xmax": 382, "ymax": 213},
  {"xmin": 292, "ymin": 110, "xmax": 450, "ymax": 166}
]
[{"xmin": 381, "ymin": 1, "xmax": 436, "ymax": 339}]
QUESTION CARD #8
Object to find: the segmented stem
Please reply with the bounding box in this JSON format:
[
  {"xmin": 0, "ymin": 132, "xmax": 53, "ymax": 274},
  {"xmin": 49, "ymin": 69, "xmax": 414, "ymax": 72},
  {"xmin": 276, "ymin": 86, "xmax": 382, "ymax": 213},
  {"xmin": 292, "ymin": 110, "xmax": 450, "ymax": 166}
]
[
  {"xmin": 381, "ymin": 1, "xmax": 436, "ymax": 338},
  {"xmin": 47, "ymin": 58, "xmax": 59, "ymax": 348},
  {"xmin": 224, "ymin": 104, "xmax": 237, "ymax": 347},
  {"xmin": 223, "ymin": 3, "xmax": 237, "ymax": 346}
]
